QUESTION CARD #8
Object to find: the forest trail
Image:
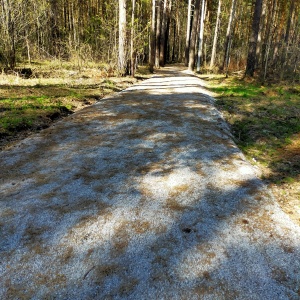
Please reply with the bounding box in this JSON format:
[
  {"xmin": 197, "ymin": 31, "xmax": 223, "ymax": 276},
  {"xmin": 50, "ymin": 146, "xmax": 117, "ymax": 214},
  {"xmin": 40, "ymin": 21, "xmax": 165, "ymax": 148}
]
[{"xmin": 1, "ymin": 66, "xmax": 300, "ymax": 299}]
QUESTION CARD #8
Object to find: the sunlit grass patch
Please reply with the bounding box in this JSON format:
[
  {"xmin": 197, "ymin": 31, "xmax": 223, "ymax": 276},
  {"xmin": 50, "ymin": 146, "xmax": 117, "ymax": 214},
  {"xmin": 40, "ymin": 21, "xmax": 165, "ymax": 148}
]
[
  {"xmin": 203, "ymin": 74, "xmax": 300, "ymax": 186},
  {"xmin": 0, "ymin": 62, "xmax": 147, "ymax": 148},
  {"xmin": 210, "ymin": 84, "xmax": 263, "ymax": 98},
  {"xmin": 0, "ymin": 95, "xmax": 71, "ymax": 136}
]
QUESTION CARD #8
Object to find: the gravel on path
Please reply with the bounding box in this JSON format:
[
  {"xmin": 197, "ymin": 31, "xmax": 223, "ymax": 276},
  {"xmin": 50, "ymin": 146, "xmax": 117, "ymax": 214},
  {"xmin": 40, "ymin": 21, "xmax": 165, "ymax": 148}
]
[{"xmin": 1, "ymin": 66, "xmax": 300, "ymax": 299}]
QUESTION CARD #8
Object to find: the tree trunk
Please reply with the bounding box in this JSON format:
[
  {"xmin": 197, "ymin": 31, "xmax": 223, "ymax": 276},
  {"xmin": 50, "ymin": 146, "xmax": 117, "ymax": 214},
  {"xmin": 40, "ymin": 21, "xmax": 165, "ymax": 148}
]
[
  {"xmin": 245, "ymin": 0, "xmax": 263, "ymax": 77},
  {"xmin": 210, "ymin": 0, "xmax": 221, "ymax": 69},
  {"xmin": 262, "ymin": 0, "xmax": 277, "ymax": 81},
  {"xmin": 165, "ymin": 0, "xmax": 172, "ymax": 63},
  {"xmin": 149, "ymin": 0, "xmax": 156, "ymax": 72},
  {"xmin": 131, "ymin": 0, "xmax": 136, "ymax": 77},
  {"xmin": 155, "ymin": 0, "xmax": 162, "ymax": 68},
  {"xmin": 221, "ymin": 0, "xmax": 237, "ymax": 72},
  {"xmin": 25, "ymin": 32, "xmax": 31, "ymax": 64},
  {"xmin": 49, "ymin": 0, "xmax": 60, "ymax": 57},
  {"xmin": 188, "ymin": 0, "xmax": 200, "ymax": 71},
  {"xmin": 118, "ymin": 0, "xmax": 127, "ymax": 75},
  {"xmin": 159, "ymin": 0, "xmax": 168, "ymax": 66},
  {"xmin": 256, "ymin": 0, "xmax": 266, "ymax": 69},
  {"xmin": 280, "ymin": 0, "xmax": 295, "ymax": 79},
  {"xmin": 184, "ymin": 0, "xmax": 192, "ymax": 66},
  {"xmin": 196, "ymin": 0, "xmax": 205, "ymax": 72},
  {"xmin": 175, "ymin": 7, "xmax": 181, "ymax": 62},
  {"xmin": 172, "ymin": 19, "xmax": 176, "ymax": 62},
  {"xmin": 2, "ymin": 0, "xmax": 16, "ymax": 69},
  {"xmin": 284, "ymin": 0, "xmax": 295, "ymax": 45}
]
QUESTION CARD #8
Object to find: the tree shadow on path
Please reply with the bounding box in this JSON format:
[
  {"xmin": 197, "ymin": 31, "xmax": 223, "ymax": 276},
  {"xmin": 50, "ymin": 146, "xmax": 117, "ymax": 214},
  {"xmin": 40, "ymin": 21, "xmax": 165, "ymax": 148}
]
[{"xmin": 0, "ymin": 67, "xmax": 299, "ymax": 299}]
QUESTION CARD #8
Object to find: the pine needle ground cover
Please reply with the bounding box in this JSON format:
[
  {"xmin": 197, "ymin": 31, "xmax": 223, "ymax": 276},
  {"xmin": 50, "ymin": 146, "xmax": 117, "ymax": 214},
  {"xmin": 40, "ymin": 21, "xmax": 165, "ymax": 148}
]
[
  {"xmin": 201, "ymin": 75, "xmax": 300, "ymax": 224},
  {"xmin": 0, "ymin": 62, "xmax": 149, "ymax": 149}
]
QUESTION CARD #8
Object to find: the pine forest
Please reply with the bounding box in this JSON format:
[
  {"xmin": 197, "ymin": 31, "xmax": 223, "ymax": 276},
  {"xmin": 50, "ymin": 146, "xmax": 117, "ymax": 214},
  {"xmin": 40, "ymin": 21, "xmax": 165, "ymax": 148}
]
[{"xmin": 0, "ymin": 0, "xmax": 299, "ymax": 81}]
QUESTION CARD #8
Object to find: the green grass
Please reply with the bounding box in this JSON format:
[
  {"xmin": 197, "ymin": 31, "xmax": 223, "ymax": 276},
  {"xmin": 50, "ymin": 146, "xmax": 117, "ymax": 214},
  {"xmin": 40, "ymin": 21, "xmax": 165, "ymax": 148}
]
[
  {"xmin": 0, "ymin": 95, "xmax": 69, "ymax": 134},
  {"xmin": 0, "ymin": 61, "xmax": 148, "ymax": 146},
  {"xmin": 210, "ymin": 84, "xmax": 262, "ymax": 98},
  {"xmin": 201, "ymin": 74, "xmax": 300, "ymax": 184}
]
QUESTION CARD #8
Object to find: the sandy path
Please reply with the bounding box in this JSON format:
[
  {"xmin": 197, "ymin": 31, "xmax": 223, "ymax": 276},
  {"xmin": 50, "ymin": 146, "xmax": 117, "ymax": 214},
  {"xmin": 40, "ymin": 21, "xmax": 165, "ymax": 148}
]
[{"xmin": 1, "ymin": 66, "xmax": 300, "ymax": 299}]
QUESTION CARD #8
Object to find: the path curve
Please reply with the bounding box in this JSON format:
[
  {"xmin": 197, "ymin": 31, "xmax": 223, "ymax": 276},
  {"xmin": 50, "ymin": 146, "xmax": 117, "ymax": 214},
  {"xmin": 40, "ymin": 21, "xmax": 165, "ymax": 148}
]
[{"xmin": 1, "ymin": 66, "xmax": 300, "ymax": 299}]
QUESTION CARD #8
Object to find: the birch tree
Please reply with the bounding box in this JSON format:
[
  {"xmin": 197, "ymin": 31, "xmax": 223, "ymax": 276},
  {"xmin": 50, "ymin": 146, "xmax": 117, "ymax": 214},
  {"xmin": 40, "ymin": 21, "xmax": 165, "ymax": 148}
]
[
  {"xmin": 118, "ymin": 0, "xmax": 127, "ymax": 75},
  {"xmin": 196, "ymin": 0, "xmax": 206, "ymax": 72},
  {"xmin": 184, "ymin": 0, "xmax": 192, "ymax": 66},
  {"xmin": 149, "ymin": 0, "xmax": 156, "ymax": 72},
  {"xmin": 210, "ymin": 0, "xmax": 222, "ymax": 69},
  {"xmin": 130, "ymin": 0, "xmax": 136, "ymax": 76},
  {"xmin": 188, "ymin": 0, "xmax": 200, "ymax": 71},
  {"xmin": 221, "ymin": 0, "xmax": 237, "ymax": 72}
]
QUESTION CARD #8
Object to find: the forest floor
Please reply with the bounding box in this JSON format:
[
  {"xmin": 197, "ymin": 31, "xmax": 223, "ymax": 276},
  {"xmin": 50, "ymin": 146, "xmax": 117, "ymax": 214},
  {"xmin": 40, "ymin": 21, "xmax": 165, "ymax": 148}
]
[{"xmin": 1, "ymin": 65, "xmax": 300, "ymax": 299}]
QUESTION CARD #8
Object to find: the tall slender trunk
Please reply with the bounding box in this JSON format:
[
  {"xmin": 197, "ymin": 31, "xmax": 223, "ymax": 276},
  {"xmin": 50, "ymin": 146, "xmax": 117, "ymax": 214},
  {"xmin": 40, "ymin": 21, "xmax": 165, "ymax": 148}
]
[
  {"xmin": 284, "ymin": 0, "xmax": 295, "ymax": 45},
  {"xmin": 256, "ymin": 0, "xmax": 266, "ymax": 69},
  {"xmin": 176, "ymin": 7, "xmax": 181, "ymax": 61},
  {"xmin": 165, "ymin": 0, "xmax": 172, "ymax": 63},
  {"xmin": 131, "ymin": 0, "xmax": 136, "ymax": 76},
  {"xmin": 155, "ymin": 0, "xmax": 162, "ymax": 67},
  {"xmin": 245, "ymin": 0, "xmax": 263, "ymax": 77},
  {"xmin": 196, "ymin": 0, "xmax": 205, "ymax": 72},
  {"xmin": 184, "ymin": 0, "xmax": 192, "ymax": 66},
  {"xmin": 50, "ymin": 0, "xmax": 60, "ymax": 56},
  {"xmin": 2, "ymin": 0, "xmax": 15, "ymax": 69},
  {"xmin": 118, "ymin": 0, "xmax": 127, "ymax": 75},
  {"xmin": 210, "ymin": 0, "xmax": 221, "ymax": 69},
  {"xmin": 221, "ymin": 0, "xmax": 237, "ymax": 72},
  {"xmin": 159, "ymin": 0, "xmax": 168, "ymax": 66},
  {"xmin": 262, "ymin": 0, "xmax": 276, "ymax": 81},
  {"xmin": 188, "ymin": 0, "xmax": 200, "ymax": 71},
  {"xmin": 71, "ymin": 3, "xmax": 77, "ymax": 47},
  {"xmin": 25, "ymin": 32, "xmax": 31, "ymax": 64},
  {"xmin": 280, "ymin": 0, "xmax": 295, "ymax": 79},
  {"xmin": 172, "ymin": 19, "xmax": 176, "ymax": 61},
  {"xmin": 149, "ymin": 0, "xmax": 156, "ymax": 72}
]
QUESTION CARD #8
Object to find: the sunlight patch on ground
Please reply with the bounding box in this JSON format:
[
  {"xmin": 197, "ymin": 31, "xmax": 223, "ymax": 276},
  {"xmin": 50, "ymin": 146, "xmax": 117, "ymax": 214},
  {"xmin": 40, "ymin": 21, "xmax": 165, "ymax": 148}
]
[
  {"xmin": 176, "ymin": 242, "xmax": 225, "ymax": 280},
  {"xmin": 140, "ymin": 167, "xmax": 204, "ymax": 206}
]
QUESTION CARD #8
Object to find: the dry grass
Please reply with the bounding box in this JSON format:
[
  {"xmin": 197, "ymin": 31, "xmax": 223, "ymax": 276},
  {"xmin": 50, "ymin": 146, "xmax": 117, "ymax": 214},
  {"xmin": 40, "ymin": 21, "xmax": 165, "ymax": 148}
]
[
  {"xmin": 131, "ymin": 220, "xmax": 151, "ymax": 234},
  {"xmin": 1, "ymin": 208, "xmax": 15, "ymax": 218},
  {"xmin": 5, "ymin": 283, "xmax": 34, "ymax": 300},
  {"xmin": 35, "ymin": 272, "xmax": 67, "ymax": 286},
  {"xmin": 111, "ymin": 220, "xmax": 131, "ymax": 256},
  {"xmin": 93, "ymin": 264, "xmax": 121, "ymax": 284},
  {"xmin": 59, "ymin": 246, "xmax": 74, "ymax": 263},
  {"xmin": 118, "ymin": 278, "xmax": 139, "ymax": 297},
  {"xmin": 22, "ymin": 224, "xmax": 50, "ymax": 245}
]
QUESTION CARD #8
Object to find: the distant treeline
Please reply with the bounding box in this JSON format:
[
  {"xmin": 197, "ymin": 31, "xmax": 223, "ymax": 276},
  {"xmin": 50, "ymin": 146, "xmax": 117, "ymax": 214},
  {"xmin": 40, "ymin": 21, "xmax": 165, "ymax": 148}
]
[{"xmin": 0, "ymin": 0, "xmax": 299, "ymax": 81}]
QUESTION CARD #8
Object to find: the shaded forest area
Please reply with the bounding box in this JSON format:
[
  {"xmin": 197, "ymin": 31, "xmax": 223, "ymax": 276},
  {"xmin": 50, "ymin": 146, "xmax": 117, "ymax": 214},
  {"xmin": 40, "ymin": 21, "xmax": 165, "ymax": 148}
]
[{"xmin": 0, "ymin": 0, "xmax": 299, "ymax": 81}]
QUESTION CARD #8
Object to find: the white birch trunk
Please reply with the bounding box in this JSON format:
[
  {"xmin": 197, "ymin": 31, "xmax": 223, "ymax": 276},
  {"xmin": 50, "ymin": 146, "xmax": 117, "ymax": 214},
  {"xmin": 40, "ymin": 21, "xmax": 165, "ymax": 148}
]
[{"xmin": 210, "ymin": 0, "xmax": 222, "ymax": 69}]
